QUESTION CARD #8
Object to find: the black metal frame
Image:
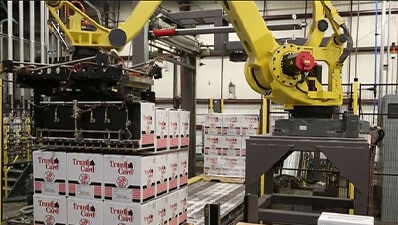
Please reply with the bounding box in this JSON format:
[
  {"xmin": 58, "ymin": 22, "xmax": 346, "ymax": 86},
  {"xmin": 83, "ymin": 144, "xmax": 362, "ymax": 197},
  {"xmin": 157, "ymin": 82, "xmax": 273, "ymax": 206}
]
[{"xmin": 244, "ymin": 135, "xmax": 370, "ymax": 224}]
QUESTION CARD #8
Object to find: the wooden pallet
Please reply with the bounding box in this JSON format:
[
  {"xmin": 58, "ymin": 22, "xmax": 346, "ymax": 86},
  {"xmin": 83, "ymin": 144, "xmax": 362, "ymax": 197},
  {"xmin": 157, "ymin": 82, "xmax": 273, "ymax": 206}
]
[{"xmin": 202, "ymin": 175, "xmax": 245, "ymax": 184}]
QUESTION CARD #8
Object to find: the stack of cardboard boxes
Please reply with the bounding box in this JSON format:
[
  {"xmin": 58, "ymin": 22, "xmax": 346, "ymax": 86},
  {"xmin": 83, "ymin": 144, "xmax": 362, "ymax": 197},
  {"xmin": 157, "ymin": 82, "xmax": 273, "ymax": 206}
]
[
  {"xmin": 203, "ymin": 113, "xmax": 259, "ymax": 179},
  {"xmin": 33, "ymin": 102, "xmax": 189, "ymax": 225}
]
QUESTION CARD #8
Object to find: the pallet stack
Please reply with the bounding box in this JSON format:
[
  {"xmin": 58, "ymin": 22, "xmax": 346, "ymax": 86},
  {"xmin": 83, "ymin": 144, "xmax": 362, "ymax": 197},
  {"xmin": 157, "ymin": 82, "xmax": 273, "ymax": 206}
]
[
  {"xmin": 33, "ymin": 102, "xmax": 189, "ymax": 225},
  {"xmin": 203, "ymin": 113, "xmax": 259, "ymax": 180}
]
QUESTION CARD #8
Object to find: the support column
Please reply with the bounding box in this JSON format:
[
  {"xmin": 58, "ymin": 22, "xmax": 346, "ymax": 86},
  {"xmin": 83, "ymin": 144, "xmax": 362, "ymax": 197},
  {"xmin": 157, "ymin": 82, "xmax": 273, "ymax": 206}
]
[
  {"xmin": 173, "ymin": 63, "xmax": 180, "ymax": 109},
  {"xmin": 132, "ymin": 1, "xmax": 149, "ymax": 65},
  {"xmin": 214, "ymin": 14, "xmax": 228, "ymax": 51},
  {"xmin": 181, "ymin": 54, "xmax": 196, "ymax": 178}
]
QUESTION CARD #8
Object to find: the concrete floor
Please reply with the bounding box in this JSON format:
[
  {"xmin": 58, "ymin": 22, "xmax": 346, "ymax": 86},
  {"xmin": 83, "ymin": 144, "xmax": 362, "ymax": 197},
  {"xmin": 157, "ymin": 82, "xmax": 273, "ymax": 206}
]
[{"xmin": 2, "ymin": 201, "xmax": 398, "ymax": 225}]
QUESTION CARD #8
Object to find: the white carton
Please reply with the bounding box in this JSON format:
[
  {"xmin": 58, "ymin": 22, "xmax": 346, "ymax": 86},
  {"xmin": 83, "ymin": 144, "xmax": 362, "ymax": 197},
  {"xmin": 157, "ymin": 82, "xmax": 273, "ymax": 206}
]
[
  {"xmin": 33, "ymin": 151, "xmax": 67, "ymax": 196},
  {"xmin": 203, "ymin": 155, "xmax": 224, "ymax": 176},
  {"xmin": 223, "ymin": 156, "xmax": 245, "ymax": 178},
  {"xmin": 156, "ymin": 154, "xmax": 169, "ymax": 196},
  {"xmin": 155, "ymin": 108, "xmax": 169, "ymax": 151},
  {"xmin": 179, "ymin": 110, "xmax": 190, "ymax": 148},
  {"xmin": 133, "ymin": 102, "xmax": 155, "ymax": 148},
  {"xmin": 241, "ymin": 136, "xmax": 249, "ymax": 156},
  {"xmin": 103, "ymin": 155, "xmax": 156, "ymax": 203},
  {"xmin": 67, "ymin": 198, "xmax": 103, "ymax": 225},
  {"xmin": 168, "ymin": 191, "xmax": 179, "ymax": 225},
  {"xmin": 222, "ymin": 136, "xmax": 242, "ymax": 156},
  {"xmin": 169, "ymin": 152, "xmax": 179, "ymax": 191},
  {"xmin": 241, "ymin": 114, "xmax": 259, "ymax": 135},
  {"xmin": 203, "ymin": 135, "xmax": 223, "ymax": 155},
  {"xmin": 178, "ymin": 187, "xmax": 188, "ymax": 225},
  {"xmin": 318, "ymin": 212, "xmax": 374, "ymax": 225},
  {"xmin": 204, "ymin": 113, "xmax": 223, "ymax": 135},
  {"xmin": 169, "ymin": 109, "xmax": 180, "ymax": 149},
  {"xmin": 156, "ymin": 195, "xmax": 170, "ymax": 225},
  {"xmin": 67, "ymin": 153, "xmax": 103, "ymax": 200},
  {"xmin": 222, "ymin": 114, "xmax": 242, "ymax": 135},
  {"xmin": 103, "ymin": 200, "xmax": 157, "ymax": 225},
  {"xmin": 33, "ymin": 194, "xmax": 67, "ymax": 225},
  {"xmin": 178, "ymin": 151, "xmax": 188, "ymax": 187}
]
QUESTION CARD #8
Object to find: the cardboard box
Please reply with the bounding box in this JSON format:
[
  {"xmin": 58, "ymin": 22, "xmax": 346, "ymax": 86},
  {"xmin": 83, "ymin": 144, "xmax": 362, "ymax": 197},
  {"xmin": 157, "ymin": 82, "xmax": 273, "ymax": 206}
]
[
  {"xmin": 179, "ymin": 110, "xmax": 190, "ymax": 148},
  {"xmin": 103, "ymin": 200, "xmax": 157, "ymax": 225},
  {"xmin": 178, "ymin": 187, "xmax": 188, "ymax": 225},
  {"xmin": 168, "ymin": 191, "xmax": 179, "ymax": 225},
  {"xmin": 241, "ymin": 115, "xmax": 259, "ymax": 135},
  {"xmin": 178, "ymin": 151, "xmax": 188, "ymax": 187},
  {"xmin": 223, "ymin": 156, "xmax": 245, "ymax": 178},
  {"xmin": 222, "ymin": 114, "xmax": 242, "ymax": 135},
  {"xmin": 132, "ymin": 102, "xmax": 155, "ymax": 149},
  {"xmin": 156, "ymin": 154, "xmax": 169, "ymax": 197},
  {"xmin": 67, "ymin": 153, "xmax": 103, "ymax": 200},
  {"xmin": 203, "ymin": 135, "xmax": 222, "ymax": 155},
  {"xmin": 204, "ymin": 114, "xmax": 223, "ymax": 135},
  {"xmin": 224, "ymin": 156, "xmax": 245, "ymax": 169},
  {"xmin": 222, "ymin": 136, "xmax": 242, "ymax": 156},
  {"xmin": 156, "ymin": 195, "xmax": 170, "ymax": 225},
  {"xmin": 203, "ymin": 155, "xmax": 224, "ymax": 176},
  {"xmin": 318, "ymin": 212, "xmax": 374, "ymax": 225},
  {"xmin": 104, "ymin": 155, "xmax": 156, "ymax": 203},
  {"xmin": 169, "ymin": 152, "xmax": 179, "ymax": 191},
  {"xmin": 33, "ymin": 194, "xmax": 67, "ymax": 225},
  {"xmin": 67, "ymin": 198, "xmax": 103, "ymax": 225},
  {"xmin": 169, "ymin": 109, "xmax": 180, "ymax": 149},
  {"xmin": 241, "ymin": 136, "xmax": 249, "ymax": 156},
  {"xmin": 33, "ymin": 151, "xmax": 67, "ymax": 196},
  {"xmin": 155, "ymin": 108, "xmax": 169, "ymax": 151}
]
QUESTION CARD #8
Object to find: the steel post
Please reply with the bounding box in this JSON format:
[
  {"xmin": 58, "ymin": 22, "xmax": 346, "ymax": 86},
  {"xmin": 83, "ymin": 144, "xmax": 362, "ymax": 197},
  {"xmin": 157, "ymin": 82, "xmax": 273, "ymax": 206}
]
[{"xmin": 180, "ymin": 54, "xmax": 196, "ymax": 178}]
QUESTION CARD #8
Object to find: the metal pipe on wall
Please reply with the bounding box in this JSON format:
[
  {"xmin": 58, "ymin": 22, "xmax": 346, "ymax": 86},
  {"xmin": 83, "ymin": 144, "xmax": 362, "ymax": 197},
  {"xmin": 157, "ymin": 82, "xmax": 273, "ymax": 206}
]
[
  {"xmin": 30, "ymin": 1, "xmax": 35, "ymax": 64},
  {"xmin": 0, "ymin": 20, "xmax": 5, "ymax": 61},
  {"xmin": 29, "ymin": 1, "xmax": 35, "ymax": 109},
  {"xmin": 385, "ymin": 0, "xmax": 391, "ymax": 95},
  {"xmin": 40, "ymin": 1, "xmax": 45, "ymax": 63},
  {"xmin": 19, "ymin": 1, "xmax": 24, "ymax": 107},
  {"xmin": 45, "ymin": 5, "xmax": 50, "ymax": 64},
  {"xmin": 7, "ymin": 1, "xmax": 14, "ymax": 109},
  {"xmin": 378, "ymin": 0, "xmax": 387, "ymax": 106}
]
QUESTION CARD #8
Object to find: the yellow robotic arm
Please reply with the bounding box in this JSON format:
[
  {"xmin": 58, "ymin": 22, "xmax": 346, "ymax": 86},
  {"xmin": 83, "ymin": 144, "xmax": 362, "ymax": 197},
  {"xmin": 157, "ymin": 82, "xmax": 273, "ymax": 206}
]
[
  {"xmin": 221, "ymin": 1, "xmax": 351, "ymax": 110},
  {"xmin": 45, "ymin": 0, "xmax": 351, "ymax": 110},
  {"xmin": 46, "ymin": 0, "xmax": 161, "ymax": 49}
]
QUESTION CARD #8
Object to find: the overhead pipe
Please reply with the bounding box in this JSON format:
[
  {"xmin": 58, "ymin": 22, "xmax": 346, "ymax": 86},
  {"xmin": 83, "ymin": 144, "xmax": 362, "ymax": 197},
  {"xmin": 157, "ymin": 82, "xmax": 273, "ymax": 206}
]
[
  {"xmin": 7, "ymin": 1, "xmax": 14, "ymax": 109},
  {"xmin": 262, "ymin": 8, "xmax": 398, "ymax": 21},
  {"xmin": 152, "ymin": 18, "xmax": 201, "ymax": 53},
  {"xmin": 152, "ymin": 23, "xmax": 306, "ymax": 36}
]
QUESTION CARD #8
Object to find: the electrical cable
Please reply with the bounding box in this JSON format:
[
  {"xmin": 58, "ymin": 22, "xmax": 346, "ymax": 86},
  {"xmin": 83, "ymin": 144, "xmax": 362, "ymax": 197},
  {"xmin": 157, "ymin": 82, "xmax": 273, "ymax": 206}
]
[
  {"xmin": 262, "ymin": 0, "xmax": 266, "ymax": 17},
  {"xmin": 303, "ymin": 0, "xmax": 308, "ymax": 36},
  {"xmin": 116, "ymin": 0, "xmax": 121, "ymax": 27}
]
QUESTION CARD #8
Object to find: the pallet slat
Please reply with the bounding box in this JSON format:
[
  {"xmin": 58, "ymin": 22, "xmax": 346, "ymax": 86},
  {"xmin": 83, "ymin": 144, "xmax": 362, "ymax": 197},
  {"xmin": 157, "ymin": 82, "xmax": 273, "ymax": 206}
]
[{"xmin": 202, "ymin": 175, "xmax": 245, "ymax": 184}]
